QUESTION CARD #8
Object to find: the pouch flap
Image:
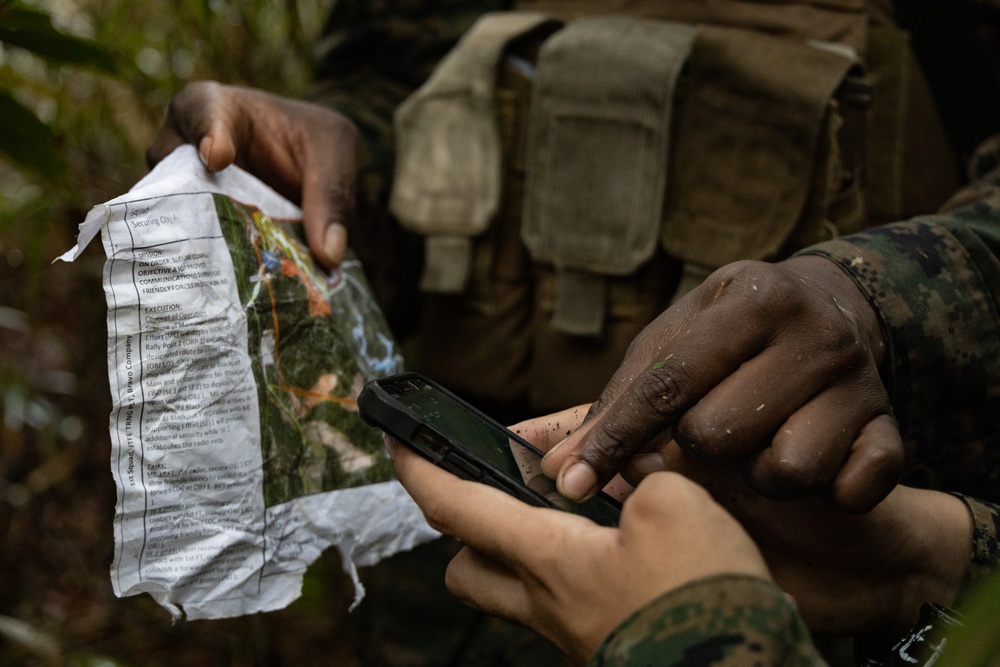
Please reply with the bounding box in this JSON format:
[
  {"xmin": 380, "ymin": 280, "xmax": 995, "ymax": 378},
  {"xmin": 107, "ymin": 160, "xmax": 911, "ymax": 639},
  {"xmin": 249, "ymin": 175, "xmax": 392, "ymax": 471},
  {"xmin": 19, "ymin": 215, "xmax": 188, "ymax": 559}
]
[
  {"xmin": 390, "ymin": 12, "xmax": 557, "ymax": 237},
  {"xmin": 522, "ymin": 17, "xmax": 696, "ymax": 275},
  {"xmin": 661, "ymin": 27, "xmax": 855, "ymax": 268}
]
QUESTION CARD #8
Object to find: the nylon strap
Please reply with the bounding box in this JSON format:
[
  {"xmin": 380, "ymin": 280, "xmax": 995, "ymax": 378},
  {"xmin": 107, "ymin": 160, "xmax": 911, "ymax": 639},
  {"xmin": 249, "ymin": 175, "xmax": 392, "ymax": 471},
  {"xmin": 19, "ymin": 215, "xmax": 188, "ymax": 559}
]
[{"xmin": 521, "ymin": 17, "xmax": 695, "ymax": 336}]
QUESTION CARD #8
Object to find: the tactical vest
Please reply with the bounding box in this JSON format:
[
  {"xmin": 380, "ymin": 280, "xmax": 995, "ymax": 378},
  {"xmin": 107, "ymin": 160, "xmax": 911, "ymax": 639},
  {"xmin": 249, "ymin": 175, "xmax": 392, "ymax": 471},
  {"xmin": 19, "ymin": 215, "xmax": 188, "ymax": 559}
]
[{"xmin": 388, "ymin": 0, "xmax": 964, "ymax": 420}]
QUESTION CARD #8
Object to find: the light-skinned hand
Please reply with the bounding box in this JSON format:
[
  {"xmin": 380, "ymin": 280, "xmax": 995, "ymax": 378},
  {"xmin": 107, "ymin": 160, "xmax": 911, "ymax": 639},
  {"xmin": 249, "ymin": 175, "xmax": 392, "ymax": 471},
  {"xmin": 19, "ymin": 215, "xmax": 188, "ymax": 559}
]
[{"xmin": 388, "ymin": 434, "xmax": 771, "ymax": 665}]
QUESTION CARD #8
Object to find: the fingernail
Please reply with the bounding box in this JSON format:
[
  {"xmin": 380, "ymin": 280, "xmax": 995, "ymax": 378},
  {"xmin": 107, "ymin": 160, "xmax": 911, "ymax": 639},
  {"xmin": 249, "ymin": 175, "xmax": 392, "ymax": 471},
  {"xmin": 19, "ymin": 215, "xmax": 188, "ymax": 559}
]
[
  {"xmin": 323, "ymin": 224, "xmax": 347, "ymax": 266},
  {"xmin": 383, "ymin": 435, "xmax": 396, "ymax": 460},
  {"xmin": 560, "ymin": 461, "xmax": 597, "ymax": 501},
  {"xmin": 198, "ymin": 136, "xmax": 213, "ymax": 167},
  {"xmin": 542, "ymin": 436, "xmax": 569, "ymax": 461}
]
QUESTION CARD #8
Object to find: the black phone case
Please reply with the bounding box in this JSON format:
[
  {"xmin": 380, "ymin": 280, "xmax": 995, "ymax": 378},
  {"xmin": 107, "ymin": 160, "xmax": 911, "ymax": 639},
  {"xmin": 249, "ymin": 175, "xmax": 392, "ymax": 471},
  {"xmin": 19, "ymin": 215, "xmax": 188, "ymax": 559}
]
[{"xmin": 358, "ymin": 373, "xmax": 558, "ymax": 510}]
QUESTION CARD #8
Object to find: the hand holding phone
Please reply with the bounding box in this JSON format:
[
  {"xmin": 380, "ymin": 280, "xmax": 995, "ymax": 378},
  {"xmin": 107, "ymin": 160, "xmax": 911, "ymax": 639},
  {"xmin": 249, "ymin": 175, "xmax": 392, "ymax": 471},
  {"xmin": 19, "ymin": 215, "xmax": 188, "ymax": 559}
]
[{"xmin": 358, "ymin": 373, "xmax": 621, "ymax": 526}]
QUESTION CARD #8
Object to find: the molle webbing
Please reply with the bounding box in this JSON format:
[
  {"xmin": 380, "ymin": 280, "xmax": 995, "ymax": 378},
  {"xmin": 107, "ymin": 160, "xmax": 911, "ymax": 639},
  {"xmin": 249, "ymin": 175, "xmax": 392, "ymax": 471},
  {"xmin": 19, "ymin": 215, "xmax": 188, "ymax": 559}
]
[
  {"xmin": 661, "ymin": 27, "xmax": 856, "ymax": 273},
  {"xmin": 389, "ymin": 12, "xmax": 557, "ymax": 293},
  {"xmin": 520, "ymin": 17, "xmax": 696, "ymax": 336}
]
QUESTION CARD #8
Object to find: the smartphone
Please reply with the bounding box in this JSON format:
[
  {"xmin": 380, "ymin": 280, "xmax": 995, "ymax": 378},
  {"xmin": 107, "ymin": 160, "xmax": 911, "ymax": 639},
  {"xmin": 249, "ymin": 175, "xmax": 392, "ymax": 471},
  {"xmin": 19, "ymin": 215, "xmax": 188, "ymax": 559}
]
[{"xmin": 358, "ymin": 372, "xmax": 621, "ymax": 526}]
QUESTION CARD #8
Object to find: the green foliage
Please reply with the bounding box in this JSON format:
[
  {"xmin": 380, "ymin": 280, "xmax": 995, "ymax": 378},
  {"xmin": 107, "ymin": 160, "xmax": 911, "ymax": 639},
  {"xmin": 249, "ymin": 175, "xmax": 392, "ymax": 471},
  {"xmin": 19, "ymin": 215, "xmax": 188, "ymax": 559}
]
[
  {"xmin": 0, "ymin": 2, "xmax": 113, "ymax": 70},
  {"xmin": 0, "ymin": 613, "xmax": 128, "ymax": 666},
  {"xmin": 0, "ymin": 88, "xmax": 65, "ymax": 177},
  {"xmin": 0, "ymin": 0, "xmax": 114, "ymax": 177},
  {"xmin": 940, "ymin": 571, "xmax": 1000, "ymax": 667}
]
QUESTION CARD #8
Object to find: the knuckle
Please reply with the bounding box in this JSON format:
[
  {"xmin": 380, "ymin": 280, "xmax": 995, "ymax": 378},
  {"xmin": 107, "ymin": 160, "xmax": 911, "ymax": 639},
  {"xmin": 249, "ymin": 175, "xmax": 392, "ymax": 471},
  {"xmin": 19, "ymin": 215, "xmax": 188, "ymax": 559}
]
[
  {"xmin": 877, "ymin": 437, "xmax": 904, "ymax": 470},
  {"xmin": 633, "ymin": 366, "xmax": 689, "ymax": 420},
  {"xmin": 770, "ymin": 459, "xmax": 824, "ymax": 494},
  {"xmin": 740, "ymin": 266, "xmax": 799, "ymax": 315},
  {"xmin": 798, "ymin": 322, "xmax": 878, "ymax": 387},
  {"xmin": 582, "ymin": 424, "xmax": 634, "ymax": 468},
  {"xmin": 586, "ymin": 395, "xmax": 610, "ymax": 420},
  {"xmin": 674, "ymin": 413, "xmax": 740, "ymax": 463},
  {"xmin": 418, "ymin": 501, "xmax": 458, "ymax": 536},
  {"xmin": 443, "ymin": 559, "xmax": 475, "ymax": 603},
  {"xmin": 811, "ymin": 314, "xmax": 864, "ymax": 356},
  {"xmin": 327, "ymin": 180, "xmax": 356, "ymax": 211},
  {"xmin": 310, "ymin": 105, "xmax": 360, "ymax": 142},
  {"xmin": 750, "ymin": 452, "xmax": 824, "ymax": 500},
  {"xmin": 581, "ymin": 369, "xmax": 688, "ymax": 468},
  {"xmin": 170, "ymin": 81, "xmax": 214, "ymax": 116},
  {"xmin": 703, "ymin": 260, "xmax": 801, "ymax": 323},
  {"xmin": 336, "ymin": 114, "xmax": 361, "ymax": 143},
  {"xmin": 629, "ymin": 472, "xmax": 709, "ymax": 519},
  {"xmin": 588, "ymin": 376, "xmax": 627, "ymax": 418},
  {"xmin": 624, "ymin": 478, "xmax": 667, "ymax": 517},
  {"xmin": 167, "ymin": 81, "xmax": 225, "ymax": 143},
  {"xmin": 860, "ymin": 433, "xmax": 904, "ymax": 483},
  {"xmin": 711, "ymin": 259, "xmax": 778, "ymax": 294}
]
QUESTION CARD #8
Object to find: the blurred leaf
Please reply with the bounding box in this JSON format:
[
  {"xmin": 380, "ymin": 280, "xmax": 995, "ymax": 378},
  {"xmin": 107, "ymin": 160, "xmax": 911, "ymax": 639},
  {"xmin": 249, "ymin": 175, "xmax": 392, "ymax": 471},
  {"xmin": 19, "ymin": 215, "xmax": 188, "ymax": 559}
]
[
  {"xmin": 0, "ymin": 89, "xmax": 66, "ymax": 177},
  {"xmin": 941, "ymin": 570, "xmax": 1000, "ymax": 666},
  {"xmin": 0, "ymin": 3, "xmax": 115, "ymax": 72},
  {"xmin": 0, "ymin": 614, "xmax": 61, "ymax": 664},
  {"xmin": 71, "ymin": 656, "xmax": 129, "ymax": 667}
]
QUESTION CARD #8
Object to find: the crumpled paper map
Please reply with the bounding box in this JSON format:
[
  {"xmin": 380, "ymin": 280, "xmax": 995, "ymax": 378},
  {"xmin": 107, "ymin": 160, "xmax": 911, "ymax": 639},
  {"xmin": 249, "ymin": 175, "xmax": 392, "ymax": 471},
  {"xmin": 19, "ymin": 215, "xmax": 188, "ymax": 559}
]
[{"xmin": 58, "ymin": 145, "xmax": 438, "ymax": 620}]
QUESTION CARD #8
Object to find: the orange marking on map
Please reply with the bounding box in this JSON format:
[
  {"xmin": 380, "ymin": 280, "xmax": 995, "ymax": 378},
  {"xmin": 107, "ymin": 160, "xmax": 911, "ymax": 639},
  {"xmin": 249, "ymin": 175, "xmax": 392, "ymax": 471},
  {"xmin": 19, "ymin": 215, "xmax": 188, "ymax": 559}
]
[
  {"xmin": 244, "ymin": 210, "xmax": 354, "ymax": 410},
  {"xmin": 283, "ymin": 386, "xmax": 358, "ymax": 408}
]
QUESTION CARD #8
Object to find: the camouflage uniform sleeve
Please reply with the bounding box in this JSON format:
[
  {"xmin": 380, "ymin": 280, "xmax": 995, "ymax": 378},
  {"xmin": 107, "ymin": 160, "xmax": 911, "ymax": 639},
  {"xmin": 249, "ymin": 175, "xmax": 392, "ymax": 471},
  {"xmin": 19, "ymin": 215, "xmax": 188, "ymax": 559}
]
[
  {"xmin": 796, "ymin": 168, "xmax": 1000, "ymax": 500},
  {"xmin": 589, "ymin": 574, "xmax": 827, "ymax": 667},
  {"xmin": 951, "ymin": 494, "xmax": 1000, "ymax": 604}
]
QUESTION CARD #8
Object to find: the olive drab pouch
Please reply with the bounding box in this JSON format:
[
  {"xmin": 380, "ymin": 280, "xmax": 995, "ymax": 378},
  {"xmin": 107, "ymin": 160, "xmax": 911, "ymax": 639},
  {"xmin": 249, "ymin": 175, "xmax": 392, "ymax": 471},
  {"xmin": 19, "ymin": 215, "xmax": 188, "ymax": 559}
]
[
  {"xmin": 660, "ymin": 27, "xmax": 859, "ymax": 295},
  {"xmin": 520, "ymin": 17, "xmax": 696, "ymax": 337},
  {"xmin": 389, "ymin": 12, "xmax": 559, "ymax": 294}
]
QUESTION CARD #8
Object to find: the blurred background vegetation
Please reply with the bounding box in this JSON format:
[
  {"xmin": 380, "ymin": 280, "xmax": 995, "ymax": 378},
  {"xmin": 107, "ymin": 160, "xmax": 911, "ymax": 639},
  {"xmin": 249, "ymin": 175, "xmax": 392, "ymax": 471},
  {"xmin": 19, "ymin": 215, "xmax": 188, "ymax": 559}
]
[{"xmin": 0, "ymin": 0, "xmax": 398, "ymax": 664}]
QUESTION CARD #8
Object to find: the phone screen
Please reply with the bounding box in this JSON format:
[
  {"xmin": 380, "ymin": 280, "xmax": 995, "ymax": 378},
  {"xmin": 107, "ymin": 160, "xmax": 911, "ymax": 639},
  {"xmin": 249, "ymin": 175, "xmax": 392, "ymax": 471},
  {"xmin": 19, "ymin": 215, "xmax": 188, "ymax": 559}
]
[
  {"xmin": 388, "ymin": 378, "xmax": 534, "ymax": 476},
  {"xmin": 382, "ymin": 376, "xmax": 621, "ymax": 525}
]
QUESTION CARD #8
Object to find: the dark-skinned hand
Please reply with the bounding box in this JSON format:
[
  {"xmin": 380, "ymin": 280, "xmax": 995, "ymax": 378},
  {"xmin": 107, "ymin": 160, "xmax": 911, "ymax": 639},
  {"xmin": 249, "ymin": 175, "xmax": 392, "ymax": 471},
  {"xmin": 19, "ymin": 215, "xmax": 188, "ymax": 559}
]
[
  {"xmin": 541, "ymin": 255, "xmax": 902, "ymax": 513},
  {"xmin": 147, "ymin": 80, "xmax": 359, "ymax": 268}
]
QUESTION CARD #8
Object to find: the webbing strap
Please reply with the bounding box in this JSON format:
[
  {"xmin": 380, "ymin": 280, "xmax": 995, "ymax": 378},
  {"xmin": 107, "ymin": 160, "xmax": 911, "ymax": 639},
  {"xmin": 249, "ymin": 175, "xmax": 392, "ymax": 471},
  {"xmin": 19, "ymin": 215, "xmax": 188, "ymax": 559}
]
[
  {"xmin": 864, "ymin": 26, "xmax": 910, "ymax": 220},
  {"xmin": 521, "ymin": 17, "xmax": 695, "ymax": 336},
  {"xmin": 552, "ymin": 268, "xmax": 607, "ymax": 337}
]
